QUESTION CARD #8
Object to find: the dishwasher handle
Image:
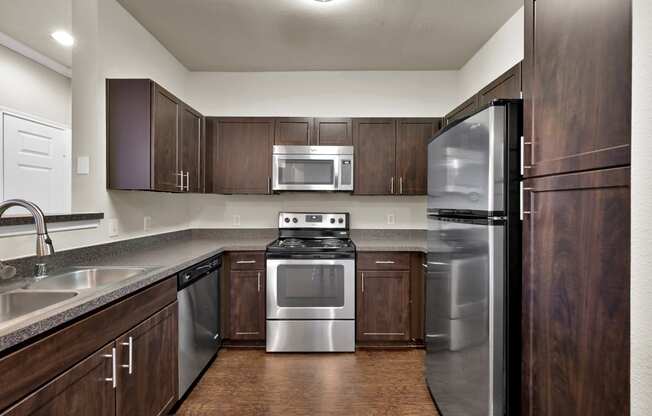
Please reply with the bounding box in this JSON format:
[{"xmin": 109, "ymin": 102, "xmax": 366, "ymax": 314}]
[{"xmin": 177, "ymin": 255, "xmax": 222, "ymax": 290}]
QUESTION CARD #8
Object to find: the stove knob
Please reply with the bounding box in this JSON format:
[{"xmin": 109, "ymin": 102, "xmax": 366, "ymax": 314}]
[
  {"xmin": 338, "ymin": 218, "xmax": 344, "ymax": 224},
  {"xmin": 284, "ymin": 217, "xmax": 290, "ymax": 223},
  {"xmin": 292, "ymin": 218, "xmax": 298, "ymax": 223},
  {"xmin": 330, "ymin": 218, "xmax": 336, "ymax": 224}
]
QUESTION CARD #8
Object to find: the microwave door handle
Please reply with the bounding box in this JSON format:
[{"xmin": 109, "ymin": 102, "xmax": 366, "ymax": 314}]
[{"xmin": 334, "ymin": 158, "xmax": 340, "ymax": 190}]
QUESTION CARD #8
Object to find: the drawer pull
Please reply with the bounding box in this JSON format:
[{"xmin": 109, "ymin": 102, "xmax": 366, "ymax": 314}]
[
  {"xmin": 375, "ymin": 260, "xmax": 395, "ymax": 264},
  {"xmin": 236, "ymin": 260, "xmax": 257, "ymax": 264},
  {"xmin": 102, "ymin": 348, "xmax": 117, "ymax": 389}
]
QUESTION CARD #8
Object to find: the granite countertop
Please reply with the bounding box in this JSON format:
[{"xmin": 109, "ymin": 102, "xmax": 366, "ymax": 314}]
[
  {"xmin": 351, "ymin": 229, "xmax": 427, "ymax": 253},
  {"xmin": 0, "ymin": 229, "xmax": 275, "ymax": 353}
]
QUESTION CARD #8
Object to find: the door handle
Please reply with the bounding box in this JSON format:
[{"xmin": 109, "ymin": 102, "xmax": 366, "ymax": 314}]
[
  {"xmin": 175, "ymin": 171, "xmax": 184, "ymax": 190},
  {"xmin": 120, "ymin": 336, "xmax": 133, "ymax": 375},
  {"xmin": 257, "ymin": 272, "xmax": 261, "ymax": 292},
  {"xmin": 361, "ymin": 272, "xmax": 365, "ymax": 293},
  {"xmin": 399, "ymin": 177, "xmax": 403, "ymax": 194},
  {"xmin": 390, "ymin": 177, "xmax": 395, "ymax": 194},
  {"xmin": 102, "ymin": 347, "xmax": 117, "ymax": 389},
  {"xmin": 184, "ymin": 171, "xmax": 190, "ymax": 191},
  {"xmin": 237, "ymin": 260, "xmax": 256, "ymax": 264},
  {"xmin": 375, "ymin": 260, "xmax": 395, "ymax": 264}
]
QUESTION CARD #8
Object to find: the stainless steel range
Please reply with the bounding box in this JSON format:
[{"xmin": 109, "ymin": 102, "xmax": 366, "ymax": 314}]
[{"xmin": 266, "ymin": 212, "xmax": 356, "ymax": 352}]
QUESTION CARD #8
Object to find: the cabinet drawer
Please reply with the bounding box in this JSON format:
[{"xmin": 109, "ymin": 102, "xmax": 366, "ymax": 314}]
[
  {"xmin": 357, "ymin": 252, "xmax": 410, "ymax": 270},
  {"xmin": 229, "ymin": 252, "xmax": 265, "ymax": 270}
]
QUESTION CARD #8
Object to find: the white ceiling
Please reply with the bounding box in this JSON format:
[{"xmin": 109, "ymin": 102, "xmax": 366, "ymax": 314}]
[
  {"xmin": 117, "ymin": 0, "xmax": 523, "ymax": 72},
  {"xmin": 0, "ymin": 0, "xmax": 72, "ymax": 67}
]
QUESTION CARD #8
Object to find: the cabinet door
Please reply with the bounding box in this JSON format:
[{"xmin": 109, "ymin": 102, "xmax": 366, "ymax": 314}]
[
  {"xmin": 357, "ymin": 270, "xmax": 410, "ymax": 341},
  {"xmin": 274, "ymin": 118, "xmax": 313, "ymax": 146},
  {"xmin": 396, "ymin": 118, "xmax": 439, "ymax": 195},
  {"xmin": 229, "ymin": 270, "xmax": 265, "ymax": 340},
  {"xmin": 444, "ymin": 95, "xmax": 479, "ymax": 126},
  {"xmin": 353, "ymin": 119, "xmax": 397, "ymax": 195},
  {"xmin": 522, "ymin": 168, "xmax": 629, "ymax": 415},
  {"xmin": 180, "ymin": 105, "xmax": 202, "ymax": 193},
  {"xmin": 116, "ymin": 303, "xmax": 178, "ymax": 416},
  {"xmin": 214, "ymin": 118, "xmax": 274, "ymax": 194},
  {"xmin": 526, "ymin": 0, "xmax": 631, "ymax": 177},
  {"xmin": 2, "ymin": 344, "xmax": 116, "ymax": 416},
  {"xmin": 151, "ymin": 83, "xmax": 181, "ymax": 192},
  {"xmin": 478, "ymin": 62, "xmax": 522, "ymax": 106},
  {"xmin": 313, "ymin": 118, "xmax": 353, "ymax": 146}
]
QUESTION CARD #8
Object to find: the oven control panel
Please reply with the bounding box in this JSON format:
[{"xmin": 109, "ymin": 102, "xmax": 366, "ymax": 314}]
[{"xmin": 278, "ymin": 212, "xmax": 348, "ymax": 229}]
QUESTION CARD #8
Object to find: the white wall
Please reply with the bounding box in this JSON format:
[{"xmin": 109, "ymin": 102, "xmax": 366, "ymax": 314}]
[
  {"xmin": 631, "ymin": 0, "xmax": 652, "ymax": 413},
  {"xmin": 457, "ymin": 6, "xmax": 524, "ymax": 102},
  {"xmin": 0, "ymin": 44, "xmax": 71, "ymax": 126},
  {"xmin": 187, "ymin": 71, "xmax": 458, "ymax": 117}
]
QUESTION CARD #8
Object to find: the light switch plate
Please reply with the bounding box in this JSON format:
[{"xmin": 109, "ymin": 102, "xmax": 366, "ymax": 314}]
[
  {"xmin": 233, "ymin": 215, "xmax": 241, "ymax": 226},
  {"xmin": 108, "ymin": 219, "xmax": 118, "ymax": 237},
  {"xmin": 387, "ymin": 213, "xmax": 396, "ymax": 225},
  {"xmin": 76, "ymin": 156, "xmax": 90, "ymax": 175},
  {"xmin": 144, "ymin": 216, "xmax": 152, "ymax": 231}
]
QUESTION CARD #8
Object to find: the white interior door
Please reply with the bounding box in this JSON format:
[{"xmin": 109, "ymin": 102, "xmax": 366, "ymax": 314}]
[{"xmin": 2, "ymin": 113, "xmax": 71, "ymax": 214}]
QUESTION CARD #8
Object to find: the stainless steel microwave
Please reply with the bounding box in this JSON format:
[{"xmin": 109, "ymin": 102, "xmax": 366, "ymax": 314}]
[{"xmin": 272, "ymin": 146, "xmax": 354, "ymax": 192}]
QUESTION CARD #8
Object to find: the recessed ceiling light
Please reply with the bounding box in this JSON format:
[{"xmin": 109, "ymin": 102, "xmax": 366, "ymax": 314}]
[{"xmin": 51, "ymin": 30, "xmax": 75, "ymax": 47}]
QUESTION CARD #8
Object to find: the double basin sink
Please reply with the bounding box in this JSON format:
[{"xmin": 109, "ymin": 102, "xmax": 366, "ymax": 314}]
[{"xmin": 0, "ymin": 267, "xmax": 148, "ymax": 324}]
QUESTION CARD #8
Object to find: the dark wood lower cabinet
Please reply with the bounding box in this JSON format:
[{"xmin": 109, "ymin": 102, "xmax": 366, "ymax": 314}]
[
  {"xmin": 116, "ymin": 303, "xmax": 178, "ymax": 416},
  {"xmin": 357, "ymin": 270, "xmax": 410, "ymax": 342},
  {"xmin": 229, "ymin": 270, "xmax": 265, "ymax": 341},
  {"xmin": 2, "ymin": 343, "xmax": 116, "ymax": 416},
  {"xmin": 522, "ymin": 167, "xmax": 630, "ymax": 415}
]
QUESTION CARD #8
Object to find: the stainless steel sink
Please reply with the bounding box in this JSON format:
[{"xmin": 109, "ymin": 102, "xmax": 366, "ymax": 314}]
[
  {"xmin": 0, "ymin": 291, "xmax": 78, "ymax": 323},
  {"xmin": 28, "ymin": 267, "xmax": 147, "ymax": 291}
]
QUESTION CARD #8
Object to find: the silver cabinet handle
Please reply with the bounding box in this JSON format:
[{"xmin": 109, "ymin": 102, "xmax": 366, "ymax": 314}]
[
  {"xmin": 390, "ymin": 177, "xmax": 395, "ymax": 194},
  {"xmin": 236, "ymin": 260, "xmax": 256, "ymax": 264},
  {"xmin": 422, "ymin": 263, "xmax": 428, "ymax": 269},
  {"xmin": 257, "ymin": 272, "xmax": 261, "ymax": 292},
  {"xmin": 213, "ymin": 333, "xmax": 220, "ymax": 340},
  {"xmin": 120, "ymin": 336, "xmax": 133, "ymax": 375},
  {"xmin": 375, "ymin": 260, "xmax": 395, "ymax": 264},
  {"xmin": 361, "ymin": 272, "xmax": 365, "ymax": 293},
  {"xmin": 399, "ymin": 177, "xmax": 403, "ymax": 194},
  {"xmin": 184, "ymin": 171, "xmax": 190, "ymax": 191},
  {"xmin": 175, "ymin": 171, "xmax": 184, "ymax": 190},
  {"xmin": 102, "ymin": 347, "xmax": 117, "ymax": 389}
]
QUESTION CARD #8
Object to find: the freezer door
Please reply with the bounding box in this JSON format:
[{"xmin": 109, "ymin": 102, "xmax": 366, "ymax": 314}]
[
  {"xmin": 427, "ymin": 106, "xmax": 506, "ymax": 215},
  {"xmin": 425, "ymin": 216, "xmax": 505, "ymax": 416}
]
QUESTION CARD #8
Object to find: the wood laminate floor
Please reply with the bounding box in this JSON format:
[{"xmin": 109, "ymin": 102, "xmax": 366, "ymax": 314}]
[{"xmin": 176, "ymin": 348, "xmax": 439, "ymax": 416}]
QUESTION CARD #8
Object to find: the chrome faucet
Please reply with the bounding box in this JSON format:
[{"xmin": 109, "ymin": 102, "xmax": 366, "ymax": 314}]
[{"xmin": 0, "ymin": 199, "xmax": 54, "ymax": 278}]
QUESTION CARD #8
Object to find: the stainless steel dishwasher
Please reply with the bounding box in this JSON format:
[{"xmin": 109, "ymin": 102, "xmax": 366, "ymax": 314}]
[{"xmin": 177, "ymin": 255, "xmax": 221, "ymax": 398}]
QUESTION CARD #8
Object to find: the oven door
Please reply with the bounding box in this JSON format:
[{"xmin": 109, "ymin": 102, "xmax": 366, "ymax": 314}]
[
  {"xmin": 266, "ymin": 259, "xmax": 355, "ymax": 320},
  {"xmin": 272, "ymin": 154, "xmax": 340, "ymax": 191}
]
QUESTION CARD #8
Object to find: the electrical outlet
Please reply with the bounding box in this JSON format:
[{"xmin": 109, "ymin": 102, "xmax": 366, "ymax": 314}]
[
  {"xmin": 144, "ymin": 216, "xmax": 152, "ymax": 231},
  {"xmin": 108, "ymin": 219, "xmax": 119, "ymax": 237},
  {"xmin": 387, "ymin": 213, "xmax": 396, "ymax": 225},
  {"xmin": 233, "ymin": 215, "xmax": 241, "ymax": 226}
]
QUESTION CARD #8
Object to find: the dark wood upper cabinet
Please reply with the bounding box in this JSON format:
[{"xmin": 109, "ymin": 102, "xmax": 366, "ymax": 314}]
[
  {"xmin": 274, "ymin": 118, "xmax": 313, "ymax": 146},
  {"xmin": 313, "ymin": 118, "xmax": 353, "ymax": 146},
  {"xmin": 525, "ymin": 0, "xmax": 631, "ymax": 177},
  {"xmin": 353, "ymin": 119, "xmax": 397, "ymax": 195},
  {"xmin": 396, "ymin": 118, "xmax": 440, "ymax": 195},
  {"xmin": 180, "ymin": 105, "xmax": 203, "ymax": 193},
  {"xmin": 522, "ymin": 168, "xmax": 630, "ymax": 415},
  {"xmin": 478, "ymin": 62, "xmax": 522, "ymax": 106},
  {"xmin": 444, "ymin": 95, "xmax": 479, "ymax": 126},
  {"xmin": 116, "ymin": 303, "xmax": 178, "ymax": 416},
  {"xmin": 208, "ymin": 118, "xmax": 274, "ymax": 194},
  {"xmin": 229, "ymin": 269, "xmax": 265, "ymax": 341},
  {"xmin": 151, "ymin": 84, "xmax": 181, "ymax": 192},
  {"xmin": 107, "ymin": 79, "xmax": 203, "ymax": 193},
  {"xmin": 357, "ymin": 270, "xmax": 410, "ymax": 342},
  {"xmin": 2, "ymin": 343, "xmax": 116, "ymax": 416}
]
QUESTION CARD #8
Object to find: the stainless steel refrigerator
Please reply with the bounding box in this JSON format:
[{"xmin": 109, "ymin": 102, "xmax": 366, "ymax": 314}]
[{"xmin": 425, "ymin": 100, "xmax": 522, "ymax": 416}]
